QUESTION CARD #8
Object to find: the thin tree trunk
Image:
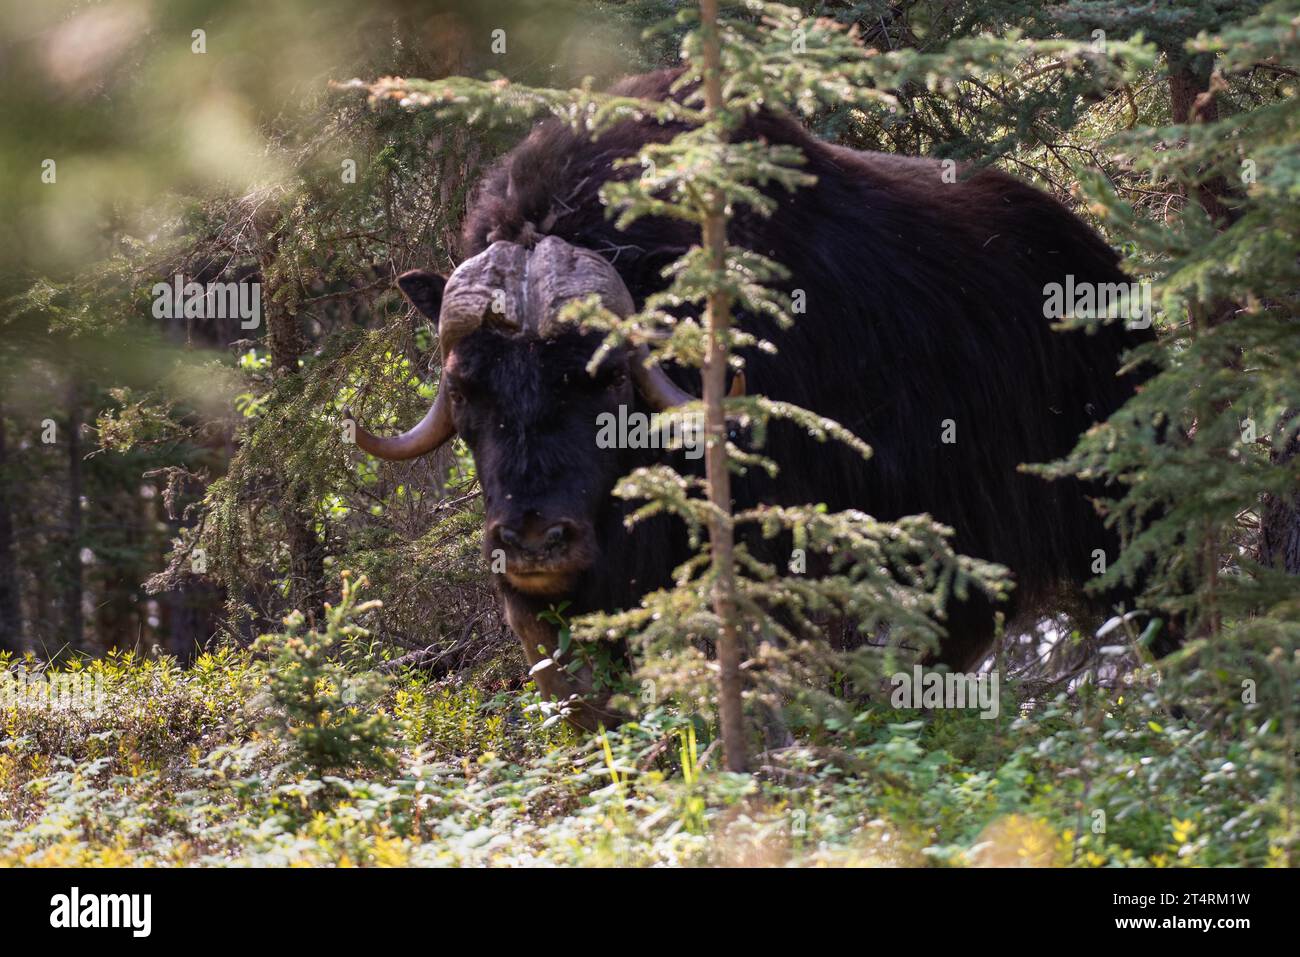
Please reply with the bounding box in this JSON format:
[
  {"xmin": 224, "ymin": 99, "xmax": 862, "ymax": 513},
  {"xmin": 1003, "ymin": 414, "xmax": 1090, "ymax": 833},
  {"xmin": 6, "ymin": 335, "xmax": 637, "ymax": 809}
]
[
  {"xmin": 0, "ymin": 405, "xmax": 22, "ymax": 653},
  {"xmin": 1166, "ymin": 51, "xmax": 1298, "ymax": 575},
  {"xmin": 1166, "ymin": 50, "xmax": 1231, "ymax": 228},
  {"xmin": 1261, "ymin": 410, "xmax": 1300, "ymax": 575},
  {"xmin": 264, "ymin": 265, "xmax": 327, "ymax": 622},
  {"xmin": 699, "ymin": 0, "xmax": 747, "ymax": 773},
  {"xmin": 65, "ymin": 383, "xmax": 85, "ymax": 652}
]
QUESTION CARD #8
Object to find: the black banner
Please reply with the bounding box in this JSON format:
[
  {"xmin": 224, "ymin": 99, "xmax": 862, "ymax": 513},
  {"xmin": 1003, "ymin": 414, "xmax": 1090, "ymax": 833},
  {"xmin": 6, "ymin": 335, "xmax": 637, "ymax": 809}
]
[{"xmin": 0, "ymin": 866, "xmax": 1283, "ymax": 943}]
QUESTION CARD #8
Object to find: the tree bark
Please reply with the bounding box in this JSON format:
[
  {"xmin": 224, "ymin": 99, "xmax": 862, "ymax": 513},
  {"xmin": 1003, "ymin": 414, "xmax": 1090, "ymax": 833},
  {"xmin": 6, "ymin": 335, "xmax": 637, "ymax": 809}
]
[
  {"xmin": 1166, "ymin": 52, "xmax": 1299, "ymax": 576},
  {"xmin": 1261, "ymin": 411, "xmax": 1300, "ymax": 575},
  {"xmin": 1166, "ymin": 50, "xmax": 1232, "ymax": 227},
  {"xmin": 265, "ymin": 289, "xmax": 327, "ymax": 622},
  {"xmin": 65, "ymin": 383, "xmax": 85, "ymax": 652},
  {"xmin": 699, "ymin": 0, "xmax": 748, "ymax": 773},
  {"xmin": 0, "ymin": 405, "xmax": 23, "ymax": 653}
]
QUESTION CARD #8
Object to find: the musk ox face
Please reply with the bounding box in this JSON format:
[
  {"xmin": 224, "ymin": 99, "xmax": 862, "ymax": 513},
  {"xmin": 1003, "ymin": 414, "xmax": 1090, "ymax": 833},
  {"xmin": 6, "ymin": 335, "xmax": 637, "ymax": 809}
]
[
  {"xmin": 349, "ymin": 237, "xmax": 700, "ymax": 727},
  {"xmin": 351, "ymin": 236, "xmax": 694, "ymax": 591},
  {"xmin": 443, "ymin": 327, "xmax": 636, "ymax": 597}
]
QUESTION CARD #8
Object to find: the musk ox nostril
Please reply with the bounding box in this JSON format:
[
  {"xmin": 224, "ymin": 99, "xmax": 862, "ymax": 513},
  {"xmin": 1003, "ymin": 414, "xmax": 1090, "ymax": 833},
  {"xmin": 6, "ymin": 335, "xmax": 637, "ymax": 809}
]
[{"xmin": 492, "ymin": 518, "xmax": 579, "ymax": 557}]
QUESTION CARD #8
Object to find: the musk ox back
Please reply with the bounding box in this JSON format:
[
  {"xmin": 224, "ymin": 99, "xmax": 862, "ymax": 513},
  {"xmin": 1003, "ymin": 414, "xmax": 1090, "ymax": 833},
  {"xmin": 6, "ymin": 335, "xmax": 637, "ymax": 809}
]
[{"xmin": 353, "ymin": 68, "xmax": 1152, "ymax": 728}]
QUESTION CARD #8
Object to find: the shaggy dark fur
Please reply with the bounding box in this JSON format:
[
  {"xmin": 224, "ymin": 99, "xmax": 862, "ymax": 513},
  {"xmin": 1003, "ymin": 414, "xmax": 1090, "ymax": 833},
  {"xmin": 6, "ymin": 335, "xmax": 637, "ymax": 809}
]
[{"xmin": 454, "ymin": 68, "xmax": 1152, "ymax": 670}]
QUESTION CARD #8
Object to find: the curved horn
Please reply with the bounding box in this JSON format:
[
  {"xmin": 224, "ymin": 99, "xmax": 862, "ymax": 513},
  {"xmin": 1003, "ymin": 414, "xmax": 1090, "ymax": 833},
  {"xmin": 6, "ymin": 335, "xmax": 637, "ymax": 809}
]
[
  {"xmin": 632, "ymin": 358, "xmax": 746, "ymax": 410},
  {"xmin": 631, "ymin": 346, "xmax": 696, "ymax": 410},
  {"xmin": 347, "ymin": 385, "xmax": 455, "ymax": 461}
]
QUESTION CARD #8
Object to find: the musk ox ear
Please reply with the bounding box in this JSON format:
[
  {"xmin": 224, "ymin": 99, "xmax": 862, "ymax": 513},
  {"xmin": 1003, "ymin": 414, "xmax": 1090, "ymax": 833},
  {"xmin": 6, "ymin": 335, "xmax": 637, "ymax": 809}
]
[{"xmin": 396, "ymin": 269, "xmax": 447, "ymax": 320}]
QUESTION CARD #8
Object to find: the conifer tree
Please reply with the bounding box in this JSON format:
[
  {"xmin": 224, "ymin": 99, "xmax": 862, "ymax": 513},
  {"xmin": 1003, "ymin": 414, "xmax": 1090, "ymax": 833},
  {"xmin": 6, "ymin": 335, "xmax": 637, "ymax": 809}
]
[
  {"xmin": 1040, "ymin": 0, "xmax": 1299, "ymax": 646},
  {"xmin": 357, "ymin": 3, "xmax": 1010, "ymax": 765}
]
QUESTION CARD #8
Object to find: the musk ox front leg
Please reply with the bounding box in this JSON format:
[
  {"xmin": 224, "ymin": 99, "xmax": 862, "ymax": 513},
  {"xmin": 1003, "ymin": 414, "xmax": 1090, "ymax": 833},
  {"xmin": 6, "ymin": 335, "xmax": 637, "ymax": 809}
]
[{"xmin": 501, "ymin": 591, "xmax": 625, "ymax": 732}]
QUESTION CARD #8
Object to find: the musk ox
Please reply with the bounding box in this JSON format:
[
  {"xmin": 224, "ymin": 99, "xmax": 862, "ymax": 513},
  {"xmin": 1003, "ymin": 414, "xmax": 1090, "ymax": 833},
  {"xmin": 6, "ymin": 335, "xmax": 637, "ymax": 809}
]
[{"xmin": 351, "ymin": 69, "xmax": 1153, "ymax": 730}]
